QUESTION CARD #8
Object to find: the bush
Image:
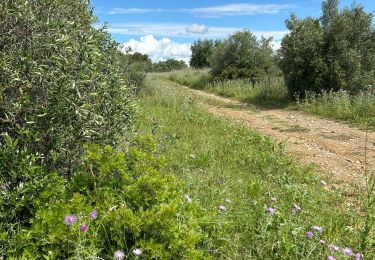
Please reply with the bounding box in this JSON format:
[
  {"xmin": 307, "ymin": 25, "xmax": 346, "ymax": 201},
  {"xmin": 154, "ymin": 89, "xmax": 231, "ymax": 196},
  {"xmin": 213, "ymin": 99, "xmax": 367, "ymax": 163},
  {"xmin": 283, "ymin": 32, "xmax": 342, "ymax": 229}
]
[
  {"xmin": 2, "ymin": 137, "xmax": 207, "ymax": 258},
  {"xmin": 0, "ymin": 0, "xmax": 133, "ymax": 173},
  {"xmin": 280, "ymin": 1, "xmax": 375, "ymax": 98},
  {"xmin": 152, "ymin": 59, "xmax": 188, "ymax": 72}
]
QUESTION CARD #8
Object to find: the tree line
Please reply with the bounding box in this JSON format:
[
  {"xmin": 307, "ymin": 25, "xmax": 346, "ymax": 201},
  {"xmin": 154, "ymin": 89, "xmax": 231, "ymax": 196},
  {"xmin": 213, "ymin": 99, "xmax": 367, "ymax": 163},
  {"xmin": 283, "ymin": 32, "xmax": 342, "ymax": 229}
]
[{"xmin": 189, "ymin": 0, "xmax": 375, "ymax": 98}]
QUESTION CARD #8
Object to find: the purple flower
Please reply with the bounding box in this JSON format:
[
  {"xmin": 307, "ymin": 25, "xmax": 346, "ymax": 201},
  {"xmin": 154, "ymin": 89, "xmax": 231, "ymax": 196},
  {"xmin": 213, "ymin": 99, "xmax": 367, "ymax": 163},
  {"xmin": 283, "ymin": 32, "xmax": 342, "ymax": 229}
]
[
  {"xmin": 132, "ymin": 248, "xmax": 142, "ymax": 257},
  {"xmin": 219, "ymin": 205, "xmax": 227, "ymax": 212},
  {"xmin": 320, "ymin": 240, "xmax": 326, "ymax": 244},
  {"xmin": 64, "ymin": 214, "xmax": 77, "ymax": 226},
  {"xmin": 80, "ymin": 224, "xmax": 88, "ymax": 232},
  {"xmin": 329, "ymin": 244, "xmax": 340, "ymax": 252},
  {"xmin": 1, "ymin": 183, "xmax": 9, "ymax": 190},
  {"xmin": 342, "ymin": 247, "xmax": 353, "ymax": 256},
  {"xmin": 306, "ymin": 231, "xmax": 314, "ymax": 238},
  {"xmin": 185, "ymin": 194, "xmax": 192, "ymax": 203},
  {"xmin": 267, "ymin": 207, "xmax": 275, "ymax": 215},
  {"xmin": 327, "ymin": 256, "xmax": 336, "ymax": 260},
  {"xmin": 291, "ymin": 203, "xmax": 301, "ymax": 214},
  {"xmin": 114, "ymin": 250, "xmax": 125, "ymax": 260},
  {"xmin": 89, "ymin": 209, "xmax": 98, "ymax": 220},
  {"xmin": 312, "ymin": 226, "xmax": 323, "ymax": 233},
  {"xmin": 355, "ymin": 253, "xmax": 362, "ymax": 260}
]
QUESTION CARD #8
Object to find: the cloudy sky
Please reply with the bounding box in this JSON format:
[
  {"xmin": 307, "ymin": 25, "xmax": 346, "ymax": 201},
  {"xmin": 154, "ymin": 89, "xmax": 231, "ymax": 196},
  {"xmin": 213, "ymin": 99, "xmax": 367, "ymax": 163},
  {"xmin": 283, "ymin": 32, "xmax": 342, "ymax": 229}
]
[{"xmin": 91, "ymin": 0, "xmax": 375, "ymax": 62}]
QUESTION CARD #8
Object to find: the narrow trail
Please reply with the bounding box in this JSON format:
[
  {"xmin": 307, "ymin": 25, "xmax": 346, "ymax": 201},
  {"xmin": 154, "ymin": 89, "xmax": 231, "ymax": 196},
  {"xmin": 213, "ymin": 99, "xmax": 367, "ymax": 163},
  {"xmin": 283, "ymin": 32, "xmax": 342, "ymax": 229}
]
[{"xmin": 165, "ymin": 78, "xmax": 375, "ymax": 184}]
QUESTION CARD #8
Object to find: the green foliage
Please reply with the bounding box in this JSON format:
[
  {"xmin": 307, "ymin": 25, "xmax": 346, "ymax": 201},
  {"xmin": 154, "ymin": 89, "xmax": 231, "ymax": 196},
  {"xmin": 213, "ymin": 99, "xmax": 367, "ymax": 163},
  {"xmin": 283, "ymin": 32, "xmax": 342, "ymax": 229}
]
[
  {"xmin": 152, "ymin": 59, "xmax": 188, "ymax": 72},
  {"xmin": 190, "ymin": 39, "xmax": 214, "ymax": 68},
  {"xmin": 294, "ymin": 89, "xmax": 375, "ymax": 129},
  {"xmin": 0, "ymin": 0, "xmax": 133, "ymax": 173},
  {"xmin": 166, "ymin": 69, "xmax": 288, "ymax": 107},
  {"xmin": 280, "ymin": 1, "xmax": 375, "ymax": 97},
  {"xmin": 210, "ymin": 30, "xmax": 278, "ymax": 82},
  {"xmin": 4, "ymin": 139, "xmax": 207, "ymax": 258},
  {"xmin": 119, "ymin": 50, "xmax": 152, "ymax": 95},
  {"xmin": 137, "ymin": 74, "xmax": 373, "ymax": 258}
]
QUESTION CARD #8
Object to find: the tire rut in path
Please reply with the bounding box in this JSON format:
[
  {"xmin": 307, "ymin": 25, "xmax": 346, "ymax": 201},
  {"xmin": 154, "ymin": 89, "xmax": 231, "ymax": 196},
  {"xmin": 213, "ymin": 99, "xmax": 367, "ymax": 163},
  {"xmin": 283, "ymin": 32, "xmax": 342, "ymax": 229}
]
[{"xmin": 168, "ymin": 79, "xmax": 375, "ymax": 184}]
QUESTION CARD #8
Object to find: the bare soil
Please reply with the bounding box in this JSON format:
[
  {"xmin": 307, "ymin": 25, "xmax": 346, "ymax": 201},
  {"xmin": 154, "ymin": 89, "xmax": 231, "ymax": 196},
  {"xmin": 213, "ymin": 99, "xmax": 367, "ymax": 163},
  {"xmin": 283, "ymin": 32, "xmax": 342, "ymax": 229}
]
[{"xmin": 169, "ymin": 79, "xmax": 375, "ymax": 184}]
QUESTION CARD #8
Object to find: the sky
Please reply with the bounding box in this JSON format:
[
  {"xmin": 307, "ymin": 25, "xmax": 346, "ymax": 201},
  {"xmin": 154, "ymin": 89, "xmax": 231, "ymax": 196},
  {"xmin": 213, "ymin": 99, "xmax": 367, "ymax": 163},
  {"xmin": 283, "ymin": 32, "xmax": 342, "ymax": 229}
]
[{"xmin": 90, "ymin": 0, "xmax": 375, "ymax": 63}]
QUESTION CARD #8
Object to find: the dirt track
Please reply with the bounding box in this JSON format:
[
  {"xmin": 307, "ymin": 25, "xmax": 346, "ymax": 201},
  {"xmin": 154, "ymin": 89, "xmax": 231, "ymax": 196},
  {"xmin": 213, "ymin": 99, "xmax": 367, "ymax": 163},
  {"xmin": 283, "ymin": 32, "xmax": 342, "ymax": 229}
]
[{"xmin": 167, "ymin": 79, "xmax": 375, "ymax": 184}]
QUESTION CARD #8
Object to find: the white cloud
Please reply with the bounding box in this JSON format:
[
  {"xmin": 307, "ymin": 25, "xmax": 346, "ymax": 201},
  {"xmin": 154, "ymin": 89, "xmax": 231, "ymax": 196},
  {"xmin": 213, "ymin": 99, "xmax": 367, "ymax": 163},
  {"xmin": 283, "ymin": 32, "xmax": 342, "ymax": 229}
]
[
  {"xmin": 108, "ymin": 3, "xmax": 293, "ymax": 17},
  {"xmin": 186, "ymin": 24, "xmax": 208, "ymax": 34},
  {"xmin": 121, "ymin": 35, "xmax": 191, "ymax": 63},
  {"xmin": 190, "ymin": 3, "xmax": 293, "ymax": 17},
  {"xmin": 108, "ymin": 23, "xmax": 288, "ymax": 42}
]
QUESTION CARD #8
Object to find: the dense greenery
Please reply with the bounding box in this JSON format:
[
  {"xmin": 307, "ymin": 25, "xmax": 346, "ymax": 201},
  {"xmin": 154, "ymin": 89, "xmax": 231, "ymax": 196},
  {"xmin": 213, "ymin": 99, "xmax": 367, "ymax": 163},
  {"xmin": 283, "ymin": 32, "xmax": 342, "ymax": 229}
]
[
  {"xmin": 151, "ymin": 59, "xmax": 188, "ymax": 72},
  {"xmin": 189, "ymin": 39, "xmax": 214, "ymax": 68},
  {"xmin": 0, "ymin": 0, "xmax": 133, "ymax": 172},
  {"xmin": 137, "ymin": 74, "xmax": 373, "ymax": 258},
  {"xmin": 280, "ymin": 0, "xmax": 375, "ymax": 98},
  {"xmin": 210, "ymin": 30, "xmax": 279, "ymax": 83},
  {"xmin": 0, "ymin": 1, "xmax": 206, "ymax": 258}
]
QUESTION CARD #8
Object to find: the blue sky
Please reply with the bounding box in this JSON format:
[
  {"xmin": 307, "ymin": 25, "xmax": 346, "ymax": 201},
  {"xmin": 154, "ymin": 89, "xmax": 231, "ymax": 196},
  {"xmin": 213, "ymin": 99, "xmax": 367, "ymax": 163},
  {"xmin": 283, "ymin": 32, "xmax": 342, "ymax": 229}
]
[{"xmin": 90, "ymin": 0, "xmax": 375, "ymax": 62}]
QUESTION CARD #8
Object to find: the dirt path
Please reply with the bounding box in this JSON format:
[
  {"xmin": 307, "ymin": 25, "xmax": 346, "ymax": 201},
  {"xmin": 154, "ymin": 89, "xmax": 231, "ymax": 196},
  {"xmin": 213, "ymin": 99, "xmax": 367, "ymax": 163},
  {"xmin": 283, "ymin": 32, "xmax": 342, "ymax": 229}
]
[{"xmin": 166, "ymin": 79, "xmax": 375, "ymax": 184}]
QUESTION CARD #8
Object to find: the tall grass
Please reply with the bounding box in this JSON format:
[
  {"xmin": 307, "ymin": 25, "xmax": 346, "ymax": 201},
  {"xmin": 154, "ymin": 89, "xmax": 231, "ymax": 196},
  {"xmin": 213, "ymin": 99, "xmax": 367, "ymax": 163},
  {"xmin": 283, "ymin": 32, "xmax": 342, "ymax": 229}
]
[
  {"xmin": 166, "ymin": 69, "xmax": 289, "ymax": 108},
  {"xmin": 295, "ymin": 90, "xmax": 375, "ymax": 129},
  {"xmin": 136, "ymin": 74, "xmax": 372, "ymax": 258}
]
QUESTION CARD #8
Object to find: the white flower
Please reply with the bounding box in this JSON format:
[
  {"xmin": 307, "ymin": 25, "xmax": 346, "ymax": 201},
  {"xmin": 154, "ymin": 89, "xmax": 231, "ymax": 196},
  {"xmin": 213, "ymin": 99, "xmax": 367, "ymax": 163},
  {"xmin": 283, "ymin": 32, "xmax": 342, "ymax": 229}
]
[
  {"xmin": 185, "ymin": 194, "xmax": 192, "ymax": 203},
  {"xmin": 132, "ymin": 248, "xmax": 143, "ymax": 257}
]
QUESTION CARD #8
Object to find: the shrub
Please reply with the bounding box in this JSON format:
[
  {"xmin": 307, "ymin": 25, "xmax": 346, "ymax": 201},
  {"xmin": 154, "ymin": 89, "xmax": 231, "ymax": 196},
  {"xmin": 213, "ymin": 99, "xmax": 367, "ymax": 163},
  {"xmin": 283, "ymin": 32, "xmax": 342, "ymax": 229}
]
[
  {"xmin": 0, "ymin": 0, "xmax": 133, "ymax": 173},
  {"xmin": 3, "ymin": 137, "xmax": 207, "ymax": 258}
]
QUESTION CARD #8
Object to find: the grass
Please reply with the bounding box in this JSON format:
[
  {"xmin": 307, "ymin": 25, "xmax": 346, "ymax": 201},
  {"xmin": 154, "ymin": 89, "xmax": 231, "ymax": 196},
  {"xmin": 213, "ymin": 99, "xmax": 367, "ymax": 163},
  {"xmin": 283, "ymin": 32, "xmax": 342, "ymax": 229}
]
[
  {"xmin": 293, "ymin": 90, "xmax": 375, "ymax": 130},
  {"xmin": 165, "ymin": 69, "xmax": 289, "ymax": 108},
  {"xmin": 135, "ymin": 74, "xmax": 372, "ymax": 258}
]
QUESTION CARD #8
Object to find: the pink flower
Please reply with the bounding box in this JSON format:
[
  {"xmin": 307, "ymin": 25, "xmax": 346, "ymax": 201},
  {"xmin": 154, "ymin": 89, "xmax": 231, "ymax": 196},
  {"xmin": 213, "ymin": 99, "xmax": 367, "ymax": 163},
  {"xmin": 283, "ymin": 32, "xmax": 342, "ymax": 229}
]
[
  {"xmin": 114, "ymin": 250, "xmax": 125, "ymax": 260},
  {"xmin": 342, "ymin": 247, "xmax": 353, "ymax": 256},
  {"xmin": 320, "ymin": 240, "xmax": 326, "ymax": 244},
  {"xmin": 329, "ymin": 244, "xmax": 340, "ymax": 252},
  {"xmin": 312, "ymin": 226, "xmax": 323, "ymax": 233},
  {"xmin": 355, "ymin": 253, "xmax": 362, "ymax": 260},
  {"xmin": 64, "ymin": 214, "xmax": 77, "ymax": 226},
  {"xmin": 327, "ymin": 256, "xmax": 336, "ymax": 260},
  {"xmin": 80, "ymin": 224, "xmax": 88, "ymax": 232},
  {"xmin": 267, "ymin": 207, "xmax": 275, "ymax": 215},
  {"xmin": 306, "ymin": 231, "xmax": 314, "ymax": 238},
  {"xmin": 89, "ymin": 210, "xmax": 98, "ymax": 220}
]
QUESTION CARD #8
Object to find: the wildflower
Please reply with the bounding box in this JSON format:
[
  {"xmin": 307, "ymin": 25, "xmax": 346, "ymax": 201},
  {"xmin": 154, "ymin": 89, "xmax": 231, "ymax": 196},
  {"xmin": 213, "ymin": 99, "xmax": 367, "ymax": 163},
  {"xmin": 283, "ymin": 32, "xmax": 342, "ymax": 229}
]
[
  {"xmin": 291, "ymin": 203, "xmax": 301, "ymax": 214},
  {"xmin": 219, "ymin": 205, "xmax": 227, "ymax": 212},
  {"xmin": 80, "ymin": 224, "xmax": 88, "ymax": 232},
  {"xmin": 1, "ymin": 183, "xmax": 9, "ymax": 190},
  {"xmin": 320, "ymin": 240, "xmax": 326, "ymax": 244},
  {"xmin": 225, "ymin": 198, "xmax": 232, "ymax": 203},
  {"xmin": 185, "ymin": 194, "xmax": 192, "ymax": 203},
  {"xmin": 329, "ymin": 244, "xmax": 340, "ymax": 252},
  {"xmin": 132, "ymin": 248, "xmax": 142, "ymax": 257},
  {"xmin": 267, "ymin": 207, "xmax": 275, "ymax": 215},
  {"xmin": 271, "ymin": 197, "xmax": 277, "ymax": 203},
  {"xmin": 312, "ymin": 226, "xmax": 323, "ymax": 233},
  {"xmin": 355, "ymin": 253, "xmax": 362, "ymax": 260},
  {"xmin": 342, "ymin": 247, "xmax": 353, "ymax": 256},
  {"xmin": 306, "ymin": 231, "xmax": 314, "ymax": 238},
  {"xmin": 89, "ymin": 209, "xmax": 98, "ymax": 220},
  {"xmin": 327, "ymin": 256, "xmax": 336, "ymax": 260},
  {"xmin": 64, "ymin": 214, "xmax": 77, "ymax": 226},
  {"xmin": 114, "ymin": 250, "xmax": 125, "ymax": 260}
]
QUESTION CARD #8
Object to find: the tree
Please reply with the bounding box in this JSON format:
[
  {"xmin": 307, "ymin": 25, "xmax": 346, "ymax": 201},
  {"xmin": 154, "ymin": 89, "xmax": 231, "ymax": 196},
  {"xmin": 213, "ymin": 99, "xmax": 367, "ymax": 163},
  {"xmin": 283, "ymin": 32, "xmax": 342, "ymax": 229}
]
[
  {"xmin": 279, "ymin": 2, "xmax": 375, "ymax": 97},
  {"xmin": 210, "ymin": 30, "xmax": 277, "ymax": 83},
  {"xmin": 190, "ymin": 39, "xmax": 214, "ymax": 68},
  {"xmin": 279, "ymin": 15, "xmax": 327, "ymax": 97},
  {"xmin": 151, "ymin": 59, "xmax": 188, "ymax": 72}
]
